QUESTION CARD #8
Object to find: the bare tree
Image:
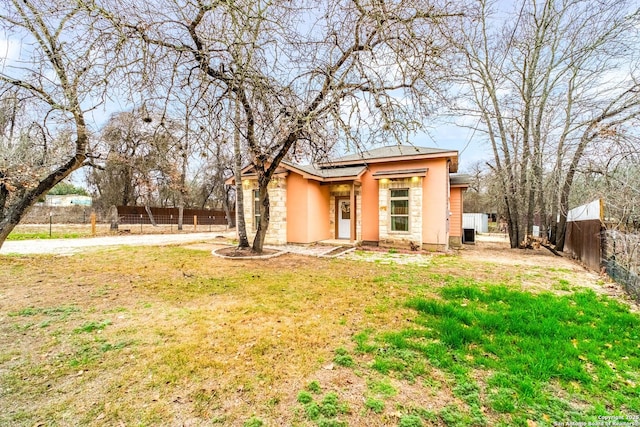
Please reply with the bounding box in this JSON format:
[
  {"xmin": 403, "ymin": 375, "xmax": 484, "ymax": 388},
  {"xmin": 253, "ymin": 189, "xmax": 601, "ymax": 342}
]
[
  {"xmin": 452, "ymin": 0, "xmax": 640, "ymax": 249},
  {"xmin": 88, "ymin": 110, "xmax": 147, "ymax": 208},
  {"xmin": 460, "ymin": 160, "xmax": 501, "ymax": 215},
  {"xmin": 572, "ymin": 148, "xmax": 640, "ymax": 231},
  {"xmin": 188, "ymin": 92, "xmax": 239, "ymax": 228},
  {"xmin": 232, "ymin": 96, "xmax": 250, "ymax": 247},
  {"xmin": 88, "ymin": 105, "xmax": 191, "ymax": 226},
  {"xmin": 97, "ymin": 0, "xmax": 462, "ymax": 252},
  {"xmin": 0, "ymin": 0, "xmax": 123, "ymax": 248}
]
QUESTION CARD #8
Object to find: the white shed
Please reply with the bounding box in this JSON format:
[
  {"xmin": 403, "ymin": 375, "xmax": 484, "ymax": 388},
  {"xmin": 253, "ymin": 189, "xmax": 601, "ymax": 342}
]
[{"xmin": 462, "ymin": 213, "xmax": 489, "ymax": 233}]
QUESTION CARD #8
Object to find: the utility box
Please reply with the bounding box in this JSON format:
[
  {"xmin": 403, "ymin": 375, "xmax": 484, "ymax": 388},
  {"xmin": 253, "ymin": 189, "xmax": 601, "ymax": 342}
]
[{"xmin": 463, "ymin": 228, "xmax": 475, "ymax": 244}]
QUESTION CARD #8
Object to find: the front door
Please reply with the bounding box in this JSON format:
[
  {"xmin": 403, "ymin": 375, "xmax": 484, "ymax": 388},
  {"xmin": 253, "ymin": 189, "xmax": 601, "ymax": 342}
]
[{"xmin": 337, "ymin": 199, "xmax": 351, "ymax": 239}]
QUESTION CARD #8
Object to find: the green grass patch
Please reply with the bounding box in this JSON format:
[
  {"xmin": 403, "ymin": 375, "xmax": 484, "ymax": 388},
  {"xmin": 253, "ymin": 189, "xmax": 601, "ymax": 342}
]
[
  {"xmin": 243, "ymin": 416, "xmax": 263, "ymax": 427},
  {"xmin": 7, "ymin": 231, "xmax": 87, "ymax": 240},
  {"xmin": 364, "ymin": 397, "xmax": 385, "ymax": 413},
  {"xmin": 67, "ymin": 339, "xmax": 134, "ymax": 368},
  {"xmin": 73, "ymin": 320, "xmax": 111, "ymax": 334},
  {"xmin": 296, "ymin": 390, "xmax": 349, "ymax": 426},
  {"xmin": 298, "ymin": 390, "xmax": 314, "ymax": 404},
  {"xmin": 399, "ymin": 414, "xmax": 423, "ymax": 427},
  {"xmin": 307, "ymin": 380, "xmax": 322, "ymax": 394},
  {"xmin": 367, "ymin": 379, "xmax": 397, "ymax": 398},
  {"xmin": 333, "ymin": 347, "xmax": 355, "ymax": 367},
  {"xmin": 9, "ymin": 305, "xmax": 80, "ymax": 318},
  {"xmin": 353, "ymin": 283, "xmax": 640, "ymax": 424}
]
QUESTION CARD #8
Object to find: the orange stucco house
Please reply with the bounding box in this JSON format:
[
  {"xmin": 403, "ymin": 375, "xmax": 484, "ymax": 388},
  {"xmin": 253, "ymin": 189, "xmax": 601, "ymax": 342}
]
[{"xmin": 232, "ymin": 145, "xmax": 469, "ymax": 250}]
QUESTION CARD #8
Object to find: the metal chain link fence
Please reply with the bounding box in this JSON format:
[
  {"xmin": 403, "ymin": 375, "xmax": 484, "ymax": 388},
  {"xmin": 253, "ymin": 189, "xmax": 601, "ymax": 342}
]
[{"xmin": 603, "ymin": 230, "xmax": 640, "ymax": 302}]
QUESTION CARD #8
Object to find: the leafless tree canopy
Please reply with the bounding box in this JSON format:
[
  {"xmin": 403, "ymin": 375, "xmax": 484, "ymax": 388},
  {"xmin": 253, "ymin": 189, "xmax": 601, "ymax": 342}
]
[
  {"xmin": 90, "ymin": 0, "xmax": 462, "ymax": 251},
  {"xmin": 0, "ymin": 0, "xmax": 125, "ymax": 246},
  {"xmin": 3, "ymin": 0, "xmax": 638, "ymax": 255},
  {"xmin": 451, "ymin": 0, "xmax": 640, "ymax": 249}
]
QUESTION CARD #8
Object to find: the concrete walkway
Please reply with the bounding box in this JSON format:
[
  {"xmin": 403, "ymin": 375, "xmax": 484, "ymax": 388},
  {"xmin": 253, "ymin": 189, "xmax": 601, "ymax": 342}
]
[
  {"xmin": 0, "ymin": 232, "xmax": 233, "ymax": 255},
  {"xmin": 1, "ymin": 232, "xmax": 433, "ymax": 266}
]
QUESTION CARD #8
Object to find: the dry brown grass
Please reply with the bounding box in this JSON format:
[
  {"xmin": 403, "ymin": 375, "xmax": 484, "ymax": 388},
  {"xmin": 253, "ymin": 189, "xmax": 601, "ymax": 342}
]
[
  {"xmin": 0, "ymin": 245, "xmax": 422, "ymax": 426},
  {"xmin": 0, "ymin": 241, "xmax": 631, "ymax": 426}
]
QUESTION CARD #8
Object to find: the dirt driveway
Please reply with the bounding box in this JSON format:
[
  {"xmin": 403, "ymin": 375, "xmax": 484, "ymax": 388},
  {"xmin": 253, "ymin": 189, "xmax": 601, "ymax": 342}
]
[{"xmin": 457, "ymin": 234, "xmax": 637, "ymax": 309}]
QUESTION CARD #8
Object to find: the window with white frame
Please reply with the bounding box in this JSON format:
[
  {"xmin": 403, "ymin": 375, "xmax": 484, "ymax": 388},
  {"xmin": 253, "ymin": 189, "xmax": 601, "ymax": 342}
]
[{"xmin": 390, "ymin": 188, "xmax": 409, "ymax": 232}]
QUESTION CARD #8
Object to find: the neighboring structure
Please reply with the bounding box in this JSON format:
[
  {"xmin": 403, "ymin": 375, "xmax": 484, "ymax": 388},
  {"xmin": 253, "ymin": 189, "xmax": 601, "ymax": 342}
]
[
  {"xmin": 463, "ymin": 213, "xmax": 489, "ymax": 234},
  {"xmin": 229, "ymin": 145, "xmax": 469, "ymax": 250},
  {"xmin": 45, "ymin": 194, "xmax": 93, "ymax": 207}
]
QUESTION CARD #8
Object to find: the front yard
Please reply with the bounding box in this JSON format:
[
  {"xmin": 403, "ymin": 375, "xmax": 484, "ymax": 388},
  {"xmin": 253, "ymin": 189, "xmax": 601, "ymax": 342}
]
[{"xmin": 0, "ymin": 240, "xmax": 638, "ymax": 426}]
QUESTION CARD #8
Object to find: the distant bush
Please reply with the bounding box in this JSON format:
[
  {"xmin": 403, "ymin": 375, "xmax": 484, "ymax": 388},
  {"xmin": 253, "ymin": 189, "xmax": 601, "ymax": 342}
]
[{"xmin": 48, "ymin": 182, "xmax": 89, "ymax": 196}]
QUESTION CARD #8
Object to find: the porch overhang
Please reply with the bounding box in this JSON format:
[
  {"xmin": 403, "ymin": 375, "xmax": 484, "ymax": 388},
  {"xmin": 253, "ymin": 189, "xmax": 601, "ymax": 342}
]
[
  {"xmin": 225, "ymin": 171, "xmax": 289, "ymax": 186},
  {"xmin": 285, "ymin": 163, "xmax": 367, "ymax": 183},
  {"xmin": 372, "ymin": 168, "xmax": 428, "ymax": 180},
  {"xmin": 450, "ymin": 173, "xmax": 471, "ymax": 189}
]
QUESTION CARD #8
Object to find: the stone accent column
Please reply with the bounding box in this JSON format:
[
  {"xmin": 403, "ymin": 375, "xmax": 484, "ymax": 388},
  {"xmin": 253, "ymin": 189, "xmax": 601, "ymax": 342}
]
[
  {"xmin": 265, "ymin": 178, "xmax": 287, "ymax": 244},
  {"xmin": 378, "ymin": 177, "xmax": 423, "ymax": 249},
  {"xmin": 379, "ymin": 182, "xmax": 389, "ymax": 238},
  {"xmin": 242, "ymin": 182, "xmax": 255, "ymax": 235},
  {"xmin": 242, "ymin": 177, "xmax": 287, "ymax": 245},
  {"xmin": 329, "ymin": 193, "xmax": 336, "ymax": 239}
]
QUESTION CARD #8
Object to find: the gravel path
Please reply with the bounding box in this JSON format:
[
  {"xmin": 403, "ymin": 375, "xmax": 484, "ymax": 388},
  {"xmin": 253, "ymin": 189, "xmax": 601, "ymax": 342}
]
[{"xmin": 0, "ymin": 232, "xmax": 234, "ymax": 255}]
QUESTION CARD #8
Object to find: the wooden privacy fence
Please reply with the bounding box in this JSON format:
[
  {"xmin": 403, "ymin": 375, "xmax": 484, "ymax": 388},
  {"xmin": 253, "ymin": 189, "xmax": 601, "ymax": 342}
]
[
  {"xmin": 565, "ymin": 219, "xmax": 604, "ymax": 272},
  {"xmin": 565, "ymin": 199, "xmax": 640, "ymax": 302},
  {"xmin": 116, "ymin": 206, "xmax": 233, "ymax": 225},
  {"xmin": 565, "ymin": 199, "xmax": 604, "ymax": 272}
]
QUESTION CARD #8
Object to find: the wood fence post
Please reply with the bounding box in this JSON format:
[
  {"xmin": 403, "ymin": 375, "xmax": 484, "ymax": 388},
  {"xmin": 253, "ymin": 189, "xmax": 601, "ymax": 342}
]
[{"xmin": 91, "ymin": 212, "xmax": 96, "ymax": 236}]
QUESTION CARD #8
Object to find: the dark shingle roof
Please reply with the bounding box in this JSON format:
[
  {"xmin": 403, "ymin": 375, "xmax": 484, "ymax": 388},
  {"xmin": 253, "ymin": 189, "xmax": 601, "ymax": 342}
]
[
  {"xmin": 450, "ymin": 174, "xmax": 471, "ymax": 186},
  {"xmin": 326, "ymin": 145, "xmax": 455, "ymax": 164},
  {"xmin": 278, "ymin": 145, "xmax": 460, "ymax": 181},
  {"xmin": 282, "ymin": 161, "xmax": 366, "ymax": 180}
]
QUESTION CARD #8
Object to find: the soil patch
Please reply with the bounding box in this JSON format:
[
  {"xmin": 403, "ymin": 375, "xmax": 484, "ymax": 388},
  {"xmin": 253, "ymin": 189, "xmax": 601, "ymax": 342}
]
[
  {"xmin": 322, "ymin": 246, "xmax": 354, "ymax": 257},
  {"xmin": 213, "ymin": 246, "xmax": 283, "ymax": 259}
]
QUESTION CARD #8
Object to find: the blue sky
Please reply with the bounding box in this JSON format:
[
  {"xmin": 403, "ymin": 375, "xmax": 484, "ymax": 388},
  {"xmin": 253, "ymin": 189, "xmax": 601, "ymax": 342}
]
[{"xmin": 415, "ymin": 121, "xmax": 490, "ymax": 172}]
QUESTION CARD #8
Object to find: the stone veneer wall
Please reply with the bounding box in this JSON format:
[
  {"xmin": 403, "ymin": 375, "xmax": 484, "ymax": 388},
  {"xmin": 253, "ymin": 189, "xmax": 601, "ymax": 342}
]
[
  {"xmin": 449, "ymin": 235, "xmax": 462, "ymax": 248},
  {"xmin": 328, "ymin": 184, "xmax": 361, "ymax": 241},
  {"xmin": 242, "ymin": 177, "xmax": 287, "ymax": 245},
  {"xmin": 378, "ymin": 177, "xmax": 423, "ymax": 249}
]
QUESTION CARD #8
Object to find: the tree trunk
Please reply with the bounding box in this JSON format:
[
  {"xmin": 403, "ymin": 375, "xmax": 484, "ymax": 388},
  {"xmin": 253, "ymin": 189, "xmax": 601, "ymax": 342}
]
[
  {"xmin": 233, "ymin": 99, "xmax": 250, "ymax": 249},
  {"xmin": 178, "ymin": 204, "xmax": 184, "ymax": 231},
  {"xmin": 0, "ymin": 209, "xmax": 22, "ymax": 248},
  {"xmin": 534, "ymin": 151, "xmax": 547, "ymax": 240},
  {"xmin": 109, "ymin": 205, "xmax": 119, "ymax": 231},
  {"xmin": 223, "ymin": 187, "xmax": 234, "ymax": 228},
  {"xmin": 144, "ymin": 204, "xmax": 158, "ymax": 226},
  {"xmin": 505, "ymin": 199, "xmax": 521, "ymax": 248},
  {"xmin": 0, "ymin": 211, "xmax": 22, "ymax": 247},
  {"xmin": 178, "ymin": 196, "xmax": 184, "ymax": 231},
  {"xmin": 251, "ymin": 179, "xmax": 270, "ymax": 253},
  {"xmin": 122, "ymin": 166, "xmax": 133, "ymax": 206},
  {"xmin": 556, "ymin": 210, "xmax": 569, "ymax": 252},
  {"xmin": 0, "ymin": 154, "xmax": 86, "ymax": 249}
]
